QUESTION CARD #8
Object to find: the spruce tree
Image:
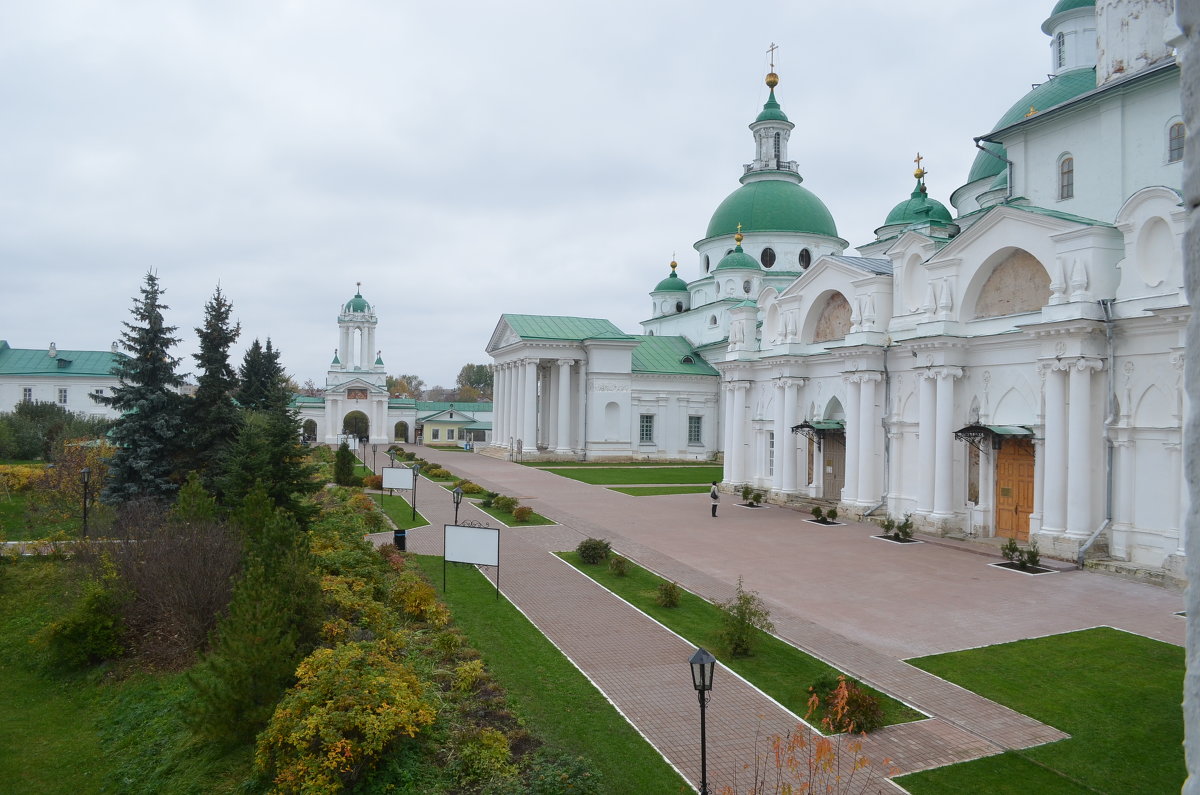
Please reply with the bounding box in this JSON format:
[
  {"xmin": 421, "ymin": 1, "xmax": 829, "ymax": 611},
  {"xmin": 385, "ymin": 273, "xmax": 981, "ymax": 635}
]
[
  {"xmin": 185, "ymin": 286, "xmax": 241, "ymax": 487},
  {"xmin": 235, "ymin": 337, "xmax": 287, "ymax": 411},
  {"xmin": 94, "ymin": 272, "xmax": 185, "ymax": 504},
  {"xmin": 334, "ymin": 440, "xmax": 357, "ymax": 486},
  {"xmin": 217, "ymin": 411, "xmax": 319, "ymax": 523}
]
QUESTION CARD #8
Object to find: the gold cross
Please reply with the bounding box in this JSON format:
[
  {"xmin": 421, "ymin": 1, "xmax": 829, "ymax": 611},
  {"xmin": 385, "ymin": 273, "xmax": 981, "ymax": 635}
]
[
  {"xmin": 766, "ymin": 42, "xmax": 778, "ymax": 70},
  {"xmin": 736, "ymin": 222, "xmax": 743, "ymax": 234},
  {"xmin": 914, "ymin": 152, "xmax": 923, "ymax": 171}
]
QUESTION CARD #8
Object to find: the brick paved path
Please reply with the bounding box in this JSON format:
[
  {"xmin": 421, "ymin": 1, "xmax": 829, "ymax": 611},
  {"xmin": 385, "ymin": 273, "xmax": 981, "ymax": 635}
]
[{"xmin": 364, "ymin": 448, "xmax": 1184, "ymax": 791}]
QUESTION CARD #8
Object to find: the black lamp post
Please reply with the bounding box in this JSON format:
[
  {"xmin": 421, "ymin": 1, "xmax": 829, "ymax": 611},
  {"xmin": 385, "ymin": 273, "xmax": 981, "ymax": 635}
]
[
  {"xmin": 452, "ymin": 486, "xmax": 463, "ymax": 524},
  {"xmin": 689, "ymin": 647, "xmax": 716, "ymax": 795},
  {"xmin": 80, "ymin": 467, "xmax": 91, "ymax": 538},
  {"xmin": 410, "ymin": 464, "xmax": 421, "ymax": 521}
]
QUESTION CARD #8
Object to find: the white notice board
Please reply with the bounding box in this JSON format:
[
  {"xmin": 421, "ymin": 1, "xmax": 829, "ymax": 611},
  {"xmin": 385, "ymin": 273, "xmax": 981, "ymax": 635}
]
[
  {"xmin": 445, "ymin": 524, "xmax": 500, "ymax": 567},
  {"xmin": 382, "ymin": 466, "xmax": 414, "ymax": 490}
]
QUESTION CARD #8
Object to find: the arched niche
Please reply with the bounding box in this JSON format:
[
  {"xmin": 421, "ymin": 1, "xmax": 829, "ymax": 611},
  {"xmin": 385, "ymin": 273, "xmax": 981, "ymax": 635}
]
[
  {"xmin": 823, "ymin": 395, "xmax": 845, "ymax": 421},
  {"xmin": 807, "ymin": 292, "xmax": 852, "ymax": 344},
  {"xmin": 604, "ymin": 401, "xmax": 621, "ymax": 441},
  {"xmin": 902, "ymin": 252, "xmax": 926, "ymax": 313},
  {"xmin": 342, "ymin": 410, "xmax": 369, "ymax": 439},
  {"xmin": 969, "ymin": 247, "xmax": 1050, "ymax": 319},
  {"xmin": 1133, "ymin": 384, "xmax": 1174, "ymax": 429},
  {"xmin": 993, "ymin": 386, "xmax": 1036, "ymax": 426},
  {"xmin": 1135, "ymin": 216, "xmax": 1173, "ymax": 288}
]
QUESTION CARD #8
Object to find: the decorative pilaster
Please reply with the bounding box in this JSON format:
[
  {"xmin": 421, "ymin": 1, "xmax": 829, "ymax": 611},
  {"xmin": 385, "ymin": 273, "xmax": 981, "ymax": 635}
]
[
  {"xmin": 772, "ymin": 380, "xmax": 786, "ymax": 492},
  {"xmin": 781, "ymin": 380, "xmax": 800, "ymax": 493},
  {"xmin": 1066, "ymin": 358, "xmax": 1103, "ymax": 537},
  {"xmin": 842, "ymin": 378, "xmax": 861, "ymax": 504},
  {"xmin": 857, "ymin": 373, "xmax": 881, "ymax": 506},
  {"xmin": 1041, "ymin": 361, "xmax": 1069, "ymax": 534},
  {"xmin": 932, "ymin": 367, "xmax": 963, "ymax": 519},
  {"xmin": 729, "ymin": 382, "xmax": 749, "ymax": 484},
  {"xmin": 917, "ymin": 372, "xmax": 936, "ymax": 514},
  {"xmin": 555, "ymin": 359, "xmax": 574, "ymax": 454}
]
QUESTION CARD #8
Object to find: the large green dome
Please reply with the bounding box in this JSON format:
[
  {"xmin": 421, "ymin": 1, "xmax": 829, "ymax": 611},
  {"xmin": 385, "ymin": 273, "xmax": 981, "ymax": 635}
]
[
  {"xmin": 967, "ymin": 68, "xmax": 1096, "ymax": 184},
  {"xmin": 885, "ymin": 180, "xmax": 952, "ymax": 226},
  {"xmin": 706, "ymin": 179, "xmax": 838, "ymax": 239}
]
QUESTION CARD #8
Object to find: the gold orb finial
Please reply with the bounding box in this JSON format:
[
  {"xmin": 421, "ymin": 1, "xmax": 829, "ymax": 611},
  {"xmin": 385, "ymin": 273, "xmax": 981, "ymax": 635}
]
[
  {"xmin": 669, "ymin": 259, "xmax": 678, "ymax": 272},
  {"xmin": 913, "ymin": 152, "xmax": 926, "ymax": 180},
  {"xmin": 765, "ymin": 72, "xmax": 779, "ymax": 88}
]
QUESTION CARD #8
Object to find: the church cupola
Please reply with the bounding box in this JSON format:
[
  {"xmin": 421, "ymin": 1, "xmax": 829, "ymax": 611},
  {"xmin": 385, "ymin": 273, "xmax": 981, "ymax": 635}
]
[
  {"xmin": 745, "ymin": 69, "xmax": 800, "ymax": 183},
  {"xmin": 874, "ymin": 155, "xmax": 955, "ymax": 239},
  {"xmin": 333, "ymin": 282, "xmax": 384, "ymax": 376},
  {"xmin": 650, "ymin": 258, "xmax": 690, "ymax": 318},
  {"xmin": 1041, "ymin": 0, "xmax": 1097, "ymax": 77}
]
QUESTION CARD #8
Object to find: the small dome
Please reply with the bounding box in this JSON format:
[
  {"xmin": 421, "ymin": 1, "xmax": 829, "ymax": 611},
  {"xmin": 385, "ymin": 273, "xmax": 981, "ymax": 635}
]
[
  {"xmin": 653, "ymin": 261, "xmax": 688, "ymax": 292},
  {"xmin": 706, "ymin": 180, "xmax": 838, "ymax": 239},
  {"xmin": 713, "ymin": 242, "xmax": 759, "ymax": 272},
  {"xmin": 343, "ymin": 290, "xmax": 371, "ymax": 314},
  {"xmin": 884, "ymin": 179, "xmax": 953, "ymax": 226},
  {"xmin": 754, "ymin": 87, "xmax": 789, "ymax": 123}
]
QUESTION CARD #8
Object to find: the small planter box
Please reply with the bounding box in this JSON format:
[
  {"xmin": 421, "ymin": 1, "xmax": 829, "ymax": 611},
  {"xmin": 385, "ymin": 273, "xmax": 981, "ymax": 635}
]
[
  {"xmin": 871, "ymin": 534, "xmax": 923, "ymax": 545},
  {"xmin": 736, "ymin": 502, "xmax": 765, "ymax": 509},
  {"xmin": 988, "ymin": 561, "xmax": 1057, "ymax": 575},
  {"xmin": 803, "ymin": 519, "xmax": 844, "ymax": 526}
]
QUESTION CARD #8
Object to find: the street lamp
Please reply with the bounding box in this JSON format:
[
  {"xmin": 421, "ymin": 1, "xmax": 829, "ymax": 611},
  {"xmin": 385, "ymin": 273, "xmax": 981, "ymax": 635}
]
[
  {"xmin": 80, "ymin": 467, "xmax": 91, "ymax": 538},
  {"xmin": 410, "ymin": 464, "xmax": 421, "ymax": 521},
  {"xmin": 452, "ymin": 486, "xmax": 463, "ymax": 524},
  {"xmin": 689, "ymin": 647, "xmax": 716, "ymax": 795}
]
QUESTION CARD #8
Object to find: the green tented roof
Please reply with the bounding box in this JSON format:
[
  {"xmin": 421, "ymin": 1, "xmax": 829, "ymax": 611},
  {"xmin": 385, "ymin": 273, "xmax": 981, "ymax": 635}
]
[
  {"xmin": 630, "ymin": 336, "xmax": 718, "ymax": 376},
  {"xmin": 754, "ymin": 88, "xmax": 789, "ymax": 123},
  {"xmin": 967, "ymin": 68, "xmax": 1096, "ymax": 183},
  {"xmin": 884, "ymin": 180, "xmax": 953, "ymax": 226},
  {"xmin": 706, "ymin": 179, "xmax": 838, "ymax": 239},
  {"xmin": 0, "ymin": 341, "xmax": 124, "ymax": 377},
  {"xmin": 502, "ymin": 314, "xmax": 631, "ymax": 341}
]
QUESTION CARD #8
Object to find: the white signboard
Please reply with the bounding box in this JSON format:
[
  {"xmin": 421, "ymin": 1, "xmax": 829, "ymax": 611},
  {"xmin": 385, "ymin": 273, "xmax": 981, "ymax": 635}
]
[
  {"xmin": 382, "ymin": 466, "xmax": 414, "ymax": 490},
  {"xmin": 445, "ymin": 524, "xmax": 500, "ymax": 567}
]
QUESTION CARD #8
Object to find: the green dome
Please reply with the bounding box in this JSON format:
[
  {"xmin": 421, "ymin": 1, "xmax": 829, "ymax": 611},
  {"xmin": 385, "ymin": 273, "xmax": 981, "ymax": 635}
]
[
  {"xmin": 884, "ymin": 180, "xmax": 952, "ymax": 226},
  {"xmin": 1050, "ymin": 0, "xmax": 1094, "ymax": 16},
  {"xmin": 343, "ymin": 291, "xmax": 371, "ymax": 314},
  {"xmin": 713, "ymin": 243, "xmax": 759, "ymax": 272},
  {"xmin": 653, "ymin": 266, "xmax": 688, "ymax": 292},
  {"xmin": 706, "ymin": 179, "xmax": 838, "ymax": 239},
  {"xmin": 754, "ymin": 88, "xmax": 789, "ymax": 123},
  {"xmin": 967, "ymin": 68, "xmax": 1096, "ymax": 184}
]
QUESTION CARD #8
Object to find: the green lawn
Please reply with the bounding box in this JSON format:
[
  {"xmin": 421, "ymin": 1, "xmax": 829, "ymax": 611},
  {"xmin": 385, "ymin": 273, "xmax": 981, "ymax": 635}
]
[
  {"xmin": 609, "ymin": 485, "xmax": 712, "ymax": 497},
  {"xmin": 522, "ymin": 460, "xmax": 715, "ymax": 468},
  {"xmin": 411, "ymin": 555, "xmax": 689, "ymax": 794},
  {"xmin": 560, "ymin": 552, "xmax": 922, "ymax": 731},
  {"xmin": 371, "ymin": 492, "xmax": 430, "ymax": 531},
  {"xmin": 471, "ymin": 503, "xmax": 555, "ymax": 526},
  {"xmin": 897, "ymin": 627, "xmax": 1185, "ymax": 794},
  {"xmin": 548, "ymin": 466, "xmax": 723, "ymax": 486},
  {"xmin": 0, "ymin": 491, "xmax": 83, "ymax": 541}
]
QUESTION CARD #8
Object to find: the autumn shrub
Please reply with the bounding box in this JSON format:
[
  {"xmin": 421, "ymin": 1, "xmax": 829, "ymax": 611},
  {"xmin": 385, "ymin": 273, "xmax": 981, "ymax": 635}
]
[
  {"xmin": 512, "ymin": 505, "xmax": 533, "ymax": 523},
  {"xmin": 719, "ymin": 576, "xmax": 775, "ymax": 657},
  {"xmin": 0, "ymin": 464, "xmax": 43, "ymax": 492},
  {"xmin": 656, "ymin": 580, "xmax": 681, "ymax": 608},
  {"xmin": 523, "ymin": 751, "xmax": 603, "ymax": 795},
  {"xmin": 35, "ymin": 557, "xmax": 125, "ymax": 669},
  {"xmin": 576, "ymin": 537, "xmax": 612, "ymax": 564},
  {"xmin": 453, "ymin": 658, "xmax": 487, "ymax": 693},
  {"xmin": 492, "ymin": 495, "xmax": 518, "ymax": 514},
  {"xmin": 609, "ymin": 555, "xmax": 629, "ymax": 576},
  {"xmin": 450, "ymin": 727, "xmax": 520, "ymax": 791},
  {"xmin": 809, "ymin": 675, "xmax": 884, "ymax": 734},
  {"xmin": 453, "ymin": 479, "xmax": 485, "ymax": 495},
  {"xmin": 254, "ymin": 637, "xmax": 437, "ymax": 793},
  {"xmin": 363, "ymin": 474, "xmax": 383, "ymax": 490}
]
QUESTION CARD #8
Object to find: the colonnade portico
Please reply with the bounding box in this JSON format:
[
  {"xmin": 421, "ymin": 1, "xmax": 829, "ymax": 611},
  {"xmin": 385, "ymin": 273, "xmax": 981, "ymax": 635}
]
[
  {"xmin": 491, "ymin": 356, "xmax": 582, "ymax": 456},
  {"xmin": 1037, "ymin": 356, "xmax": 1104, "ymax": 542}
]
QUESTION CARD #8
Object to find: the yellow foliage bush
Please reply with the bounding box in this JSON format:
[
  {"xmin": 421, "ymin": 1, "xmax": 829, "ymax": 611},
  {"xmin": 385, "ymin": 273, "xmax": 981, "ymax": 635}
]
[
  {"xmin": 254, "ymin": 638, "xmax": 437, "ymax": 793},
  {"xmin": 0, "ymin": 464, "xmax": 45, "ymax": 492}
]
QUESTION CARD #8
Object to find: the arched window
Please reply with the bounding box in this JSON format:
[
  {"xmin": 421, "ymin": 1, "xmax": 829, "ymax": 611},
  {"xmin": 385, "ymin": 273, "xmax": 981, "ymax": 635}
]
[
  {"xmin": 1056, "ymin": 32, "xmax": 1066, "ymax": 69},
  {"xmin": 708, "ymin": 315, "xmax": 717, "ymax": 327},
  {"xmin": 704, "ymin": 254, "xmax": 711, "ymax": 273},
  {"xmin": 675, "ymin": 301, "xmax": 684, "ymax": 313},
  {"xmin": 773, "ymin": 132, "xmax": 781, "ymax": 164},
  {"xmin": 799, "ymin": 248, "xmax": 811, "ymax": 268},
  {"xmin": 760, "ymin": 247, "xmax": 776, "ymax": 268},
  {"xmin": 742, "ymin": 280, "xmax": 752, "ymax": 294},
  {"xmin": 1059, "ymin": 155, "xmax": 1074, "ymax": 200},
  {"xmin": 681, "ymin": 355, "xmax": 695, "ymax": 365},
  {"xmin": 1169, "ymin": 122, "xmax": 1185, "ymax": 163}
]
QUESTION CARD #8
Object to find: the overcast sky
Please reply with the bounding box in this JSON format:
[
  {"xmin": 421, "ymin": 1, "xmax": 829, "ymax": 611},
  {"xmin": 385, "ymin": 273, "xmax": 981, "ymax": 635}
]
[{"xmin": 1, "ymin": 1, "xmax": 1058, "ymax": 390}]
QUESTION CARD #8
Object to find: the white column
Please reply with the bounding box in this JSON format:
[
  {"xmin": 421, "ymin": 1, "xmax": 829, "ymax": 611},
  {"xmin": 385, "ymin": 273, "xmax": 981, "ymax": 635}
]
[
  {"xmin": 917, "ymin": 373, "xmax": 936, "ymax": 514},
  {"xmin": 555, "ymin": 359, "xmax": 573, "ymax": 454},
  {"xmin": 508, "ymin": 362, "xmax": 519, "ymax": 447},
  {"xmin": 522, "ymin": 359, "xmax": 538, "ymax": 452},
  {"xmin": 932, "ymin": 367, "xmax": 961, "ymax": 519},
  {"xmin": 495, "ymin": 365, "xmax": 508, "ymax": 446},
  {"xmin": 1042, "ymin": 363, "xmax": 1069, "ymax": 534},
  {"xmin": 772, "ymin": 380, "xmax": 786, "ymax": 492},
  {"xmin": 858, "ymin": 373, "xmax": 880, "ymax": 506},
  {"xmin": 781, "ymin": 380, "xmax": 799, "ymax": 493},
  {"xmin": 721, "ymin": 383, "xmax": 734, "ymax": 482},
  {"xmin": 1066, "ymin": 358, "xmax": 1101, "ymax": 537},
  {"xmin": 842, "ymin": 377, "xmax": 861, "ymax": 504},
  {"xmin": 575, "ymin": 361, "xmax": 587, "ymax": 453},
  {"xmin": 729, "ymin": 383, "xmax": 747, "ymax": 483},
  {"xmin": 1031, "ymin": 438, "xmax": 1045, "ymax": 535}
]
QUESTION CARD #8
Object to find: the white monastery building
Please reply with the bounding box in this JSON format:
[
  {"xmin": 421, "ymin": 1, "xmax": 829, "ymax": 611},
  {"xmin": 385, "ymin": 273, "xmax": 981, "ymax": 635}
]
[
  {"xmin": 0, "ymin": 340, "xmax": 124, "ymax": 419},
  {"xmin": 485, "ymin": 0, "xmax": 1188, "ymax": 575}
]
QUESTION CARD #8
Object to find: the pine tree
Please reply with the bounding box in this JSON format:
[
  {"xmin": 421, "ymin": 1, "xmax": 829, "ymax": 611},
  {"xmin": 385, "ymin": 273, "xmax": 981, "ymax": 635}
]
[
  {"xmin": 184, "ymin": 286, "xmax": 241, "ymax": 488},
  {"xmin": 235, "ymin": 337, "xmax": 287, "ymax": 411},
  {"xmin": 94, "ymin": 272, "xmax": 185, "ymax": 504},
  {"xmin": 217, "ymin": 411, "xmax": 319, "ymax": 523}
]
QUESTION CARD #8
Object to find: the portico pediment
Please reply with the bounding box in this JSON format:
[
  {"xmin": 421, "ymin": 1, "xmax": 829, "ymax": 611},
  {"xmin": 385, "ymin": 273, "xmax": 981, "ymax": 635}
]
[{"xmin": 325, "ymin": 377, "xmax": 388, "ymax": 398}]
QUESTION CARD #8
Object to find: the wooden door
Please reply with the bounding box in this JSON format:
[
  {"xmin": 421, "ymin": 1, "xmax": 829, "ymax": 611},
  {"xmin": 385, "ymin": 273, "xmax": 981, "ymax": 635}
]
[
  {"xmin": 822, "ymin": 432, "xmax": 846, "ymax": 500},
  {"xmin": 995, "ymin": 438, "xmax": 1035, "ymax": 541}
]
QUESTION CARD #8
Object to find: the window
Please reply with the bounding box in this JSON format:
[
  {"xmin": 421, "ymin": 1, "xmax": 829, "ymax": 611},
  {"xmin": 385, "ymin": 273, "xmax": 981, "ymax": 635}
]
[
  {"xmin": 681, "ymin": 355, "xmax": 695, "ymax": 365},
  {"xmin": 688, "ymin": 416, "xmax": 702, "ymax": 445},
  {"xmin": 1056, "ymin": 32, "xmax": 1066, "ymax": 69},
  {"xmin": 799, "ymin": 248, "xmax": 811, "ymax": 268},
  {"xmin": 773, "ymin": 132, "xmax": 781, "ymax": 163},
  {"xmin": 742, "ymin": 279, "xmax": 752, "ymax": 294},
  {"xmin": 675, "ymin": 301, "xmax": 684, "ymax": 313},
  {"xmin": 708, "ymin": 315, "xmax": 717, "ymax": 327},
  {"xmin": 431, "ymin": 428, "xmax": 440, "ymax": 440},
  {"xmin": 1169, "ymin": 122, "xmax": 1185, "ymax": 163},
  {"xmin": 58, "ymin": 388, "xmax": 68, "ymax": 405},
  {"xmin": 22, "ymin": 387, "xmax": 32, "ymax": 403},
  {"xmin": 760, "ymin": 247, "xmax": 776, "ymax": 268},
  {"xmin": 639, "ymin": 414, "xmax": 654, "ymax": 444},
  {"xmin": 768, "ymin": 432, "xmax": 775, "ymax": 476},
  {"xmin": 1059, "ymin": 155, "xmax": 1074, "ymax": 200},
  {"xmin": 448, "ymin": 429, "xmax": 456, "ymax": 441},
  {"xmin": 704, "ymin": 255, "xmax": 711, "ymax": 273}
]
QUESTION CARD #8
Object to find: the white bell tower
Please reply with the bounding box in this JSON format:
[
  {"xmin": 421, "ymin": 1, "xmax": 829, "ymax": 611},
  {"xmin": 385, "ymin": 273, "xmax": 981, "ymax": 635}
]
[{"xmin": 327, "ymin": 283, "xmax": 386, "ymax": 390}]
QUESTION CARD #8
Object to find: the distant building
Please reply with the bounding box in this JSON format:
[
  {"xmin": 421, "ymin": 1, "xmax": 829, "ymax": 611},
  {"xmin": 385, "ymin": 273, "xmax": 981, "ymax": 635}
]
[{"xmin": 0, "ymin": 340, "xmax": 125, "ymax": 419}]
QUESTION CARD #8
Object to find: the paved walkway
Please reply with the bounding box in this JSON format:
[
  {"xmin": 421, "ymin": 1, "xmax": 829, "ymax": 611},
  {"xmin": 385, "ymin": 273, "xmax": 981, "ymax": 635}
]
[{"xmin": 364, "ymin": 447, "xmax": 1184, "ymax": 792}]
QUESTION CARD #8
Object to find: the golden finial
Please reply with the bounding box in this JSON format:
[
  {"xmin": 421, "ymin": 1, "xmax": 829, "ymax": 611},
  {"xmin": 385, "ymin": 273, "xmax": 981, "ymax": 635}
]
[
  {"xmin": 669, "ymin": 257, "xmax": 678, "ymax": 272},
  {"xmin": 765, "ymin": 43, "xmax": 779, "ymax": 87},
  {"xmin": 735, "ymin": 223, "xmax": 744, "ymax": 245},
  {"xmin": 1025, "ymin": 105, "xmax": 1038, "ymax": 118},
  {"xmin": 913, "ymin": 152, "xmax": 926, "ymax": 180}
]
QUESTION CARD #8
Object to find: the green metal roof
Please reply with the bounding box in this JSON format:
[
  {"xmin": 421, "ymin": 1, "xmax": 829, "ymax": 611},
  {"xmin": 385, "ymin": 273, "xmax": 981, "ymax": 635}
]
[
  {"xmin": 463, "ymin": 421, "xmax": 492, "ymax": 431},
  {"xmin": 754, "ymin": 88, "xmax": 789, "ymax": 123},
  {"xmin": 884, "ymin": 179, "xmax": 953, "ymax": 226},
  {"xmin": 967, "ymin": 68, "xmax": 1096, "ymax": 183},
  {"xmin": 416, "ymin": 401, "xmax": 493, "ymax": 412},
  {"xmin": 502, "ymin": 314, "xmax": 631, "ymax": 341},
  {"xmin": 706, "ymin": 179, "xmax": 838, "ymax": 239},
  {"xmin": 0, "ymin": 341, "xmax": 124, "ymax": 377},
  {"xmin": 630, "ymin": 336, "xmax": 718, "ymax": 376},
  {"xmin": 653, "ymin": 268, "xmax": 689, "ymax": 292},
  {"xmin": 713, "ymin": 244, "xmax": 759, "ymax": 272},
  {"xmin": 343, "ymin": 291, "xmax": 371, "ymax": 313},
  {"xmin": 1008, "ymin": 203, "xmax": 1112, "ymax": 227},
  {"xmin": 1050, "ymin": 0, "xmax": 1093, "ymax": 16}
]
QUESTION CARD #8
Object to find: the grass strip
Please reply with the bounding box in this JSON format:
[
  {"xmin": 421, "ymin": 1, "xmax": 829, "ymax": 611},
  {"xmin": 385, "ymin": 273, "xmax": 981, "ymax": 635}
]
[
  {"xmin": 522, "ymin": 461, "xmax": 716, "ymax": 468},
  {"xmin": 609, "ymin": 485, "xmax": 711, "ymax": 497},
  {"xmin": 897, "ymin": 627, "xmax": 1184, "ymax": 794},
  {"xmin": 549, "ymin": 466, "xmax": 723, "ymax": 485},
  {"xmin": 411, "ymin": 555, "xmax": 689, "ymax": 794},
  {"xmin": 559, "ymin": 552, "xmax": 922, "ymax": 731},
  {"xmin": 471, "ymin": 503, "xmax": 555, "ymax": 526},
  {"xmin": 371, "ymin": 493, "xmax": 430, "ymax": 531}
]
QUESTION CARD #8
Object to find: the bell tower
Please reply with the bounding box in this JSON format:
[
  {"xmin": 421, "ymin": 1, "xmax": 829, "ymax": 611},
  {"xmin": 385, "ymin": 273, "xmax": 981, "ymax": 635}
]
[{"xmin": 327, "ymin": 283, "xmax": 386, "ymax": 390}]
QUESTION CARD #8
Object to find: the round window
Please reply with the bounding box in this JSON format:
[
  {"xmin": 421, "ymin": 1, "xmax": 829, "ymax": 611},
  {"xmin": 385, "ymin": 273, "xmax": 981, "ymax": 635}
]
[
  {"xmin": 742, "ymin": 280, "xmax": 752, "ymax": 294},
  {"xmin": 675, "ymin": 301, "xmax": 684, "ymax": 313},
  {"xmin": 761, "ymin": 247, "xmax": 776, "ymax": 268},
  {"xmin": 799, "ymin": 248, "xmax": 811, "ymax": 268}
]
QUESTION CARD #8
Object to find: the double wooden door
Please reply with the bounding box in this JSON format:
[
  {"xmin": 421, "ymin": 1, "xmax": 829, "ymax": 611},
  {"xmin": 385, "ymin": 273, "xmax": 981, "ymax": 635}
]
[{"xmin": 995, "ymin": 438, "xmax": 1035, "ymax": 541}]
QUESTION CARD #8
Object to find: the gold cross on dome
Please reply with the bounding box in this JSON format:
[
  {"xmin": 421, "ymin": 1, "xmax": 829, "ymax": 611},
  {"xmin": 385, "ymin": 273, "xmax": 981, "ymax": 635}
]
[
  {"xmin": 914, "ymin": 152, "xmax": 923, "ymax": 171},
  {"xmin": 736, "ymin": 222, "xmax": 743, "ymax": 234},
  {"xmin": 766, "ymin": 42, "xmax": 778, "ymax": 70}
]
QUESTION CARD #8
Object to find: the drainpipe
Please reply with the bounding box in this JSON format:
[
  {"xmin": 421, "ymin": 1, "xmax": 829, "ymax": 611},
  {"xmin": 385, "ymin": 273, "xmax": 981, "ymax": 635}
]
[
  {"xmin": 862, "ymin": 337, "xmax": 893, "ymax": 518},
  {"xmin": 1076, "ymin": 299, "xmax": 1117, "ymax": 567},
  {"xmin": 973, "ymin": 137, "xmax": 1014, "ymax": 202}
]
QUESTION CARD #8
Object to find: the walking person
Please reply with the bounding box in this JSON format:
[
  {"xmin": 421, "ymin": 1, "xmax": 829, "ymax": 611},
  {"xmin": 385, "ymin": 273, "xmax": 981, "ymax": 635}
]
[{"xmin": 710, "ymin": 481, "xmax": 720, "ymax": 518}]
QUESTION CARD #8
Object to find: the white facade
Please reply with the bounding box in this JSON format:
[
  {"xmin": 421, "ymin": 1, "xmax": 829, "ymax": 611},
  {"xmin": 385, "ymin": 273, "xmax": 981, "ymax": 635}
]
[
  {"xmin": 486, "ymin": 1, "xmax": 1187, "ymax": 573},
  {"xmin": 0, "ymin": 340, "xmax": 123, "ymax": 419}
]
